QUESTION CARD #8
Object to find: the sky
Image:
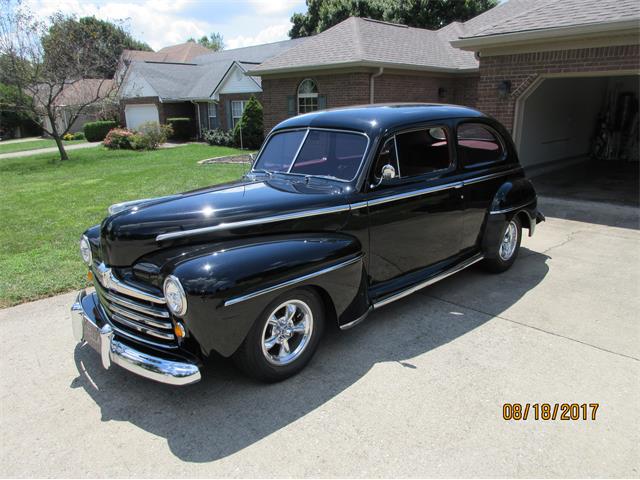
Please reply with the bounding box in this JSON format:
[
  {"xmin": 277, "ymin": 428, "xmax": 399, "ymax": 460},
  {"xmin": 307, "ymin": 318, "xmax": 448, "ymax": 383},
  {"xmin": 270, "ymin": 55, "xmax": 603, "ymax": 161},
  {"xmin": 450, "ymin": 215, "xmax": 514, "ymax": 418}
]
[{"xmin": 22, "ymin": 0, "xmax": 308, "ymax": 51}]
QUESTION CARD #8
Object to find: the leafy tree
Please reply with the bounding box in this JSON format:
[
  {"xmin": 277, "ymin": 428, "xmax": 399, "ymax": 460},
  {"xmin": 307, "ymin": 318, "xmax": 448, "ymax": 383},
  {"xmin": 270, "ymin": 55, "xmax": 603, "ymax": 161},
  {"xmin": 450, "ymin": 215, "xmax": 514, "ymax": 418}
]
[
  {"xmin": 187, "ymin": 32, "xmax": 224, "ymax": 51},
  {"xmin": 0, "ymin": 2, "xmax": 123, "ymax": 160},
  {"xmin": 289, "ymin": 0, "xmax": 498, "ymax": 38},
  {"xmin": 233, "ymin": 95, "xmax": 263, "ymax": 149},
  {"xmin": 43, "ymin": 16, "xmax": 151, "ymax": 78}
]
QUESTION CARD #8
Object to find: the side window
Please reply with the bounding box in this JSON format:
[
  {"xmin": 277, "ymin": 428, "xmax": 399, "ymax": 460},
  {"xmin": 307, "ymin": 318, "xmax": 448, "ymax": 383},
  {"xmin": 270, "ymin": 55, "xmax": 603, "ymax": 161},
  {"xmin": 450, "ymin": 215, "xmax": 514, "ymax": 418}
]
[
  {"xmin": 372, "ymin": 137, "xmax": 399, "ymax": 181},
  {"xmin": 457, "ymin": 123, "xmax": 504, "ymax": 167},
  {"xmin": 395, "ymin": 127, "xmax": 452, "ymax": 178}
]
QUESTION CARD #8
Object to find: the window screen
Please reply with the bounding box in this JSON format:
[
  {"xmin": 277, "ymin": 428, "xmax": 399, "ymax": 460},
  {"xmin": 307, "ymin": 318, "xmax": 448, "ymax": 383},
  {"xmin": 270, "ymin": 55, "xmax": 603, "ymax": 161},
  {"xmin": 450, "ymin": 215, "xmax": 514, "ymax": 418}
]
[
  {"xmin": 457, "ymin": 123, "xmax": 504, "ymax": 166},
  {"xmin": 395, "ymin": 127, "xmax": 451, "ymax": 178}
]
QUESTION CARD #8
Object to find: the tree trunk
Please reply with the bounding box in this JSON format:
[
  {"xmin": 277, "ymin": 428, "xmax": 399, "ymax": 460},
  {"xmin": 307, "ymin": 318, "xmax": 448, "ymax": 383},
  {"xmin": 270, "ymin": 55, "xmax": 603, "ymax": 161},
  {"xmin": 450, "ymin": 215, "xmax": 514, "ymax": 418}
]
[{"xmin": 52, "ymin": 133, "xmax": 69, "ymax": 161}]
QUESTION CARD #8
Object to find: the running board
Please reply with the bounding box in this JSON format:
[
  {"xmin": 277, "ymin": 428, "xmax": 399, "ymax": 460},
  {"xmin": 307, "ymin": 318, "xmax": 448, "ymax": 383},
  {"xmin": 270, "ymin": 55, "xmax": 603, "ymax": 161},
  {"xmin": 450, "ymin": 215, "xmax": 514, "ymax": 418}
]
[{"xmin": 372, "ymin": 253, "xmax": 484, "ymax": 309}]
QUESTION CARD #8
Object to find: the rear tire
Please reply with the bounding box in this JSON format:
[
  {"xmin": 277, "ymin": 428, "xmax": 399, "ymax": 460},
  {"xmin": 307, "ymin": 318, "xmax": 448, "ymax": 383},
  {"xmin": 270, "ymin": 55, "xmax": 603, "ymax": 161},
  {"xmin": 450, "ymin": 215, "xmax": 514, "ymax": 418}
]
[
  {"xmin": 233, "ymin": 288, "xmax": 325, "ymax": 382},
  {"xmin": 482, "ymin": 216, "xmax": 522, "ymax": 273}
]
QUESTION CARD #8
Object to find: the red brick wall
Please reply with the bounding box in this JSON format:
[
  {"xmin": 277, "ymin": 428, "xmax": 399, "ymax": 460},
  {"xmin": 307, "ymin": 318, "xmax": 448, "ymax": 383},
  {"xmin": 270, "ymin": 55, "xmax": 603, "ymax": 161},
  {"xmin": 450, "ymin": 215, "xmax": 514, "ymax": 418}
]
[
  {"xmin": 217, "ymin": 93, "xmax": 263, "ymax": 131},
  {"xmin": 262, "ymin": 73, "xmax": 370, "ymax": 133},
  {"xmin": 477, "ymin": 44, "xmax": 640, "ymax": 132},
  {"xmin": 261, "ymin": 72, "xmax": 480, "ymax": 133}
]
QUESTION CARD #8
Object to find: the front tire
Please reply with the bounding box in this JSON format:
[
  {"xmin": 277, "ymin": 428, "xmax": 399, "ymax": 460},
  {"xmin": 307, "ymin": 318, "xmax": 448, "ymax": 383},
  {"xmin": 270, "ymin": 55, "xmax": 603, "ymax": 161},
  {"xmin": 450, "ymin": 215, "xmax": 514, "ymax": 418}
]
[
  {"xmin": 482, "ymin": 216, "xmax": 522, "ymax": 273},
  {"xmin": 233, "ymin": 288, "xmax": 325, "ymax": 382}
]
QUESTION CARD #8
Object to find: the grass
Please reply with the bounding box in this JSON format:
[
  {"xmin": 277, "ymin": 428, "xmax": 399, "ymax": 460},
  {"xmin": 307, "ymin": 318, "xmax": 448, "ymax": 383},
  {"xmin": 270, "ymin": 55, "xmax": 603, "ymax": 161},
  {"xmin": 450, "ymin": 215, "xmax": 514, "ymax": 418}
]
[
  {"xmin": 0, "ymin": 138, "xmax": 87, "ymax": 155},
  {"xmin": 0, "ymin": 145, "xmax": 249, "ymax": 307}
]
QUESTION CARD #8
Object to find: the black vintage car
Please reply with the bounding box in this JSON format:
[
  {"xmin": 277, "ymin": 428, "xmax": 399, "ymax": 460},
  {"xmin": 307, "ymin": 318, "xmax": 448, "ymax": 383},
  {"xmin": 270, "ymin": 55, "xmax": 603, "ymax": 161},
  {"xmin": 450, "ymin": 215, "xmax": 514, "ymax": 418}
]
[{"xmin": 71, "ymin": 104, "xmax": 544, "ymax": 385}]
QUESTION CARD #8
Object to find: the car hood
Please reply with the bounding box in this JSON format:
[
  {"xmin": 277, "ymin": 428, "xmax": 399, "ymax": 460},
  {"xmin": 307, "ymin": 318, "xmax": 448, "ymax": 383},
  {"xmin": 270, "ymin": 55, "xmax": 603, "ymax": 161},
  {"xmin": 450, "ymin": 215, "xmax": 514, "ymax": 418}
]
[{"xmin": 100, "ymin": 176, "xmax": 351, "ymax": 266}]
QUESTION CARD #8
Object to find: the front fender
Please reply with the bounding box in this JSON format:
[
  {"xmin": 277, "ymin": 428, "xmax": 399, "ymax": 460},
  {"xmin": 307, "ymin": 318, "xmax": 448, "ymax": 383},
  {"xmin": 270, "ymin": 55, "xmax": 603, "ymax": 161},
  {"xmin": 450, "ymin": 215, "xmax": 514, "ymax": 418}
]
[{"xmin": 167, "ymin": 233, "xmax": 366, "ymax": 357}]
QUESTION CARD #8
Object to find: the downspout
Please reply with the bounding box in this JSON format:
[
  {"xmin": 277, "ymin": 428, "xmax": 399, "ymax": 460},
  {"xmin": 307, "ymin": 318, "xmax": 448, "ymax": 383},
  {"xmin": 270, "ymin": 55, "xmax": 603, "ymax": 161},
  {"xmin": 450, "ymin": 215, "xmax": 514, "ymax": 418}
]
[
  {"xmin": 191, "ymin": 100, "xmax": 201, "ymax": 139},
  {"xmin": 370, "ymin": 67, "xmax": 384, "ymax": 104}
]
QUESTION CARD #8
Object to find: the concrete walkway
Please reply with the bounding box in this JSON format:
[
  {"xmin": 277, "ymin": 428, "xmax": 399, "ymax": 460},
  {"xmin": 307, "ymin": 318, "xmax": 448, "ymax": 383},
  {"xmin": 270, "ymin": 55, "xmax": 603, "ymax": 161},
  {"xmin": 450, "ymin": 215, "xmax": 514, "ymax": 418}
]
[
  {"xmin": 0, "ymin": 136, "xmax": 43, "ymax": 144},
  {"xmin": 0, "ymin": 141, "xmax": 101, "ymax": 159}
]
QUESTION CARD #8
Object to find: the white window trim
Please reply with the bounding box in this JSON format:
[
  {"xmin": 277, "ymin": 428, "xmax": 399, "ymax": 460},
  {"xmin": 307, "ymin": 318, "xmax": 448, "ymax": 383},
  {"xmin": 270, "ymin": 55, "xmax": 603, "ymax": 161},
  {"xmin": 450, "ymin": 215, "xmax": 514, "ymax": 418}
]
[
  {"xmin": 297, "ymin": 79, "xmax": 319, "ymax": 114},
  {"xmin": 231, "ymin": 100, "xmax": 246, "ymax": 127}
]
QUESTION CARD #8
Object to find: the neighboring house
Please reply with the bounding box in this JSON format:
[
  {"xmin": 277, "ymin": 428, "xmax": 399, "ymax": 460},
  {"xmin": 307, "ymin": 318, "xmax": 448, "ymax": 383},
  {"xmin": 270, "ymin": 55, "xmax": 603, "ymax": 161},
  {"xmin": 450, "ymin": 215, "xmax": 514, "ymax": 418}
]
[
  {"xmin": 39, "ymin": 78, "xmax": 115, "ymax": 134},
  {"xmin": 248, "ymin": 0, "xmax": 639, "ymax": 177},
  {"xmin": 118, "ymin": 39, "xmax": 305, "ymax": 137}
]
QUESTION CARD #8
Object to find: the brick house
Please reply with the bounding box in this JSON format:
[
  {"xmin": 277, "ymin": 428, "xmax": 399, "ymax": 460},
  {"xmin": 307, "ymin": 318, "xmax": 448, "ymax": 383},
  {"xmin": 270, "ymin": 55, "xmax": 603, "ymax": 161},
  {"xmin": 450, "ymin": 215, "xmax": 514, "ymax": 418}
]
[
  {"xmin": 249, "ymin": 0, "xmax": 639, "ymax": 183},
  {"xmin": 118, "ymin": 40, "xmax": 303, "ymax": 137}
]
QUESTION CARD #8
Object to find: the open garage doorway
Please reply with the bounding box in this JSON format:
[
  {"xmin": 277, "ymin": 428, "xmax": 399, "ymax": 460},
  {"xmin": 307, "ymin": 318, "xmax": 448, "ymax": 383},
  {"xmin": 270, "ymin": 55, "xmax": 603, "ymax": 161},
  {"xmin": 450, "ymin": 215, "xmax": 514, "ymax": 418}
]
[{"xmin": 514, "ymin": 74, "xmax": 639, "ymax": 208}]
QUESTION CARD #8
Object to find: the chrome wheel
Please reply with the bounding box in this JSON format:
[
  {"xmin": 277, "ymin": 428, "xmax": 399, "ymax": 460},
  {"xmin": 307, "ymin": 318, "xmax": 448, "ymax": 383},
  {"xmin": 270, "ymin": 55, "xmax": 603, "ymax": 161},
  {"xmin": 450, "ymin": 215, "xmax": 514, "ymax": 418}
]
[
  {"xmin": 499, "ymin": 220, "xmax": 518, "ymax": 261},
  {"xmin": 261, "ymin": 299, "xmax": 313, "ymax": 366}
]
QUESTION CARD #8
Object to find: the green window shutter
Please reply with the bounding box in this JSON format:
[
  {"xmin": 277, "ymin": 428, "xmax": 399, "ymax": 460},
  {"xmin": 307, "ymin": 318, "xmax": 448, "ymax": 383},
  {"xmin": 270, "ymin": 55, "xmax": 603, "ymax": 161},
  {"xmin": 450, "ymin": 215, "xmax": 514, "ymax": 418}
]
[
  {"xmin": 287, "ymin": 96, "xmax": 296, "ymax": 116},
  {"xmin": 225, "ymin": 100, "xmax": 232, "ymax": 130},
  {"xmin": 318, "ymin": 94, "xmax": 327, "ymax": 110}
]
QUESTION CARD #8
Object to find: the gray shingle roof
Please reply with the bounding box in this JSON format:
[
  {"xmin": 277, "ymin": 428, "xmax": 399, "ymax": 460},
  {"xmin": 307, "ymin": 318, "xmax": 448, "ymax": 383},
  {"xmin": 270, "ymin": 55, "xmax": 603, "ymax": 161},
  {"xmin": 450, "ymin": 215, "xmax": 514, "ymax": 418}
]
[
  {"xmin": 461, "ymin": 0, "xmax": 640, "ymax": 38},
  {"xmin": 249, "ymin": 17, "xmax": 478, "ymax": 74},
  {"xmin": 121, "ymin": 39, "xmax": 303, "ymax": 100}
]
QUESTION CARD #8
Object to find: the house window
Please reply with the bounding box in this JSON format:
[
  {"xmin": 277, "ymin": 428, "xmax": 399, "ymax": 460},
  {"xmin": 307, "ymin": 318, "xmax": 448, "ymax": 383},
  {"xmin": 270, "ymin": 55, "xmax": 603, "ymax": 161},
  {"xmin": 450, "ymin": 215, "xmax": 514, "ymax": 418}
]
[
  {"xmin": 207, "ymin": 102, "xmax": 217, "ymax": 129},
  {"xmin": 231, "ymin": 100, "xmax": 246, "ymax": 127},
  {"xmin": 297, "ymin": 79, "xmax": 318, "ymax": 114}
]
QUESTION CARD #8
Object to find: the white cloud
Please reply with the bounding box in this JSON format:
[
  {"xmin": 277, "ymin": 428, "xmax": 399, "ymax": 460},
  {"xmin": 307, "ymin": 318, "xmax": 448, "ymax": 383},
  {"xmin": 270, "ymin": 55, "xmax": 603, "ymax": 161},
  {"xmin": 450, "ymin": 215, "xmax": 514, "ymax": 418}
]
[
  {"xmin": 22, "ymin": 0, "xmax": 304, "ymax": 51},
  {"xmin": 23, "ymin": 0, "xmax": 210, "ymax": 50},
  {"xmin": 226, "ymin": 21, "xmax": 291, "ymax": 49}
]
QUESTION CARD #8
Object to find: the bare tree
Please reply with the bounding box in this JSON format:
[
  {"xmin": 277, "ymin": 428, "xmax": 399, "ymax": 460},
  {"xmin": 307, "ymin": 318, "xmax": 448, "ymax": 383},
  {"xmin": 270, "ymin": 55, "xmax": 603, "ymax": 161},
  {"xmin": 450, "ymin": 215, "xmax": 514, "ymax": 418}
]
[{"xmin": 0, "ymin": 1, "xmax": 121, "ymax": 160}]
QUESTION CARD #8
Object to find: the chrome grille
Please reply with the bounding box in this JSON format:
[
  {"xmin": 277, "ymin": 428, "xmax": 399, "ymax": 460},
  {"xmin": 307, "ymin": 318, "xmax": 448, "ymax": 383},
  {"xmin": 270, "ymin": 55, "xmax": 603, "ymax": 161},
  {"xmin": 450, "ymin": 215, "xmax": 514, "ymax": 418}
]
[{"xmin": 92, "ymin": 266, "xmax": 176, "ymax": 348}]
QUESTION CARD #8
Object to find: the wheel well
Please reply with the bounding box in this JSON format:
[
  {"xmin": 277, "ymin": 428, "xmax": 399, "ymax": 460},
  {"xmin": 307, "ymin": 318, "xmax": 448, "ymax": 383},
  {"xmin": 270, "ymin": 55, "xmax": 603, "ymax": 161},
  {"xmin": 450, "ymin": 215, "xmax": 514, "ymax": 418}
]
[
  {"xmin": 304, "ymin": 285, "xmax": 338, "ymax": 330},
  {"xmin": 516, "ymin": 210, "xmax": 532, "ymax": 233}
]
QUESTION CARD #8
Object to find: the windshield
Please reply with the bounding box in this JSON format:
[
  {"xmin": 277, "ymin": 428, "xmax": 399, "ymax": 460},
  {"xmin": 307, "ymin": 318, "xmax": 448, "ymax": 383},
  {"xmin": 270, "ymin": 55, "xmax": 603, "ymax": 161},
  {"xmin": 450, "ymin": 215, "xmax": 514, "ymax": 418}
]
[{"xmin": 253, "ymin": 129, "xmax": 368, "ymax": 181}]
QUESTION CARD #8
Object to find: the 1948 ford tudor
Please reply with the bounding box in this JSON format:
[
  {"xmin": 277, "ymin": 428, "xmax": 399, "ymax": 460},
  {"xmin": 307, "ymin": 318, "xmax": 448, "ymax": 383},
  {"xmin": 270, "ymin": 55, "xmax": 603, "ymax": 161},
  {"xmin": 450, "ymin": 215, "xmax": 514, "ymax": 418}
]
[{"xmin": 71, "ymin": 104, "xmax": 544, "ymax": 385}]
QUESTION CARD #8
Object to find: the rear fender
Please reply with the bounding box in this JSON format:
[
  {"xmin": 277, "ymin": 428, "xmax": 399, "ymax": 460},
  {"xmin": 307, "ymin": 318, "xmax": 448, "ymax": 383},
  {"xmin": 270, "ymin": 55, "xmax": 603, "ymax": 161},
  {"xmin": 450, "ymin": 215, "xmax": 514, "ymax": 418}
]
[
  {"xmin": 167, "ymin": 234, "xmax": 367, "ymax": 357},
  {"xmin": 482, "ymin": 178, "xmax": 539, "ymax": 258}
]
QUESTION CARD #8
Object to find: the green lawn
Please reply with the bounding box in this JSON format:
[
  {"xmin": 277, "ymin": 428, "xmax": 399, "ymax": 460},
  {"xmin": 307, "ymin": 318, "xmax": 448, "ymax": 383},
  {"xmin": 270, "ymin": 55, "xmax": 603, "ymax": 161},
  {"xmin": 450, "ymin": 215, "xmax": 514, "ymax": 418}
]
[
  {"xmin": 0, "ymin": 138, "xmax": 87, "ymax": 155},
  {"xmin": 0, "ymin": 145, "xmax": 249, "ymax": 307}
]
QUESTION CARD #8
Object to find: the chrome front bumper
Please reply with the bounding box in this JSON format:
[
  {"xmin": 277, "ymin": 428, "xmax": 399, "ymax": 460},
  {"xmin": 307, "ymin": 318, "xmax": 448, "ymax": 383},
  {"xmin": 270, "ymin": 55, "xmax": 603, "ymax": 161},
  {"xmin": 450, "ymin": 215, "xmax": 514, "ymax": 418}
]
[{"xmin": 71, "ymin": 290, "xmax": 201, "ymax": 386}]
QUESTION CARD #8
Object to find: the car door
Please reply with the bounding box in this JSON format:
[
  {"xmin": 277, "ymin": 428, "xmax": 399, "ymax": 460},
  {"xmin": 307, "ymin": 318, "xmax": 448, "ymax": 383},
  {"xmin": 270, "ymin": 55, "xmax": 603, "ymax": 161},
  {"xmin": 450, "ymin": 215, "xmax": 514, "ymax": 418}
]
[{"xmin": 364, "ymin": 124, "xmax": 465, "ymax": 298}]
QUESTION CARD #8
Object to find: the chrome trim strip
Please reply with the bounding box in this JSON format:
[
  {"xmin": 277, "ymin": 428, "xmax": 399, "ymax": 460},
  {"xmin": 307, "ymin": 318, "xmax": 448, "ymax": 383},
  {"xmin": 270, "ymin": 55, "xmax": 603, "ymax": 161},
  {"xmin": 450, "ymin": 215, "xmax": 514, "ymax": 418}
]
[
  {"xmin": 368, "ymin": 181, "xmax": 463, "ymax": 207},
  {"xmin": 100, "ymin": 289, "xmax": 170, "ymax": 318},
  {"xmin": 111, "ymin": 313, "xmax": 176, "ymax": 340},
  {"xmin": 339, "ymin": 307, "xmax": 372, "ymax": 330},
  {"xmin": 373, "ymin": 253, "xmax": 484, "ymax": 309},
  {"xmin": 71, "ymin": 290, "xmax": 201, "ymax": 385},
  {"xmin": 461, "ymin": 167, "xmax": 521, "ymax": 186},
  {"xmin": 156, "ymin": 167, "xmax": 522, "ymax": 242},
  {"xmin": 490, "ymin": 199, "xmax": 535, "ymax": 215},
  {"xmin": 108, "ymin": 303, "xmax": 173, "ymax": 330},
  {"xmin": 94, "ymin": 263, "xmax": 166, "ymax": 304},
  {"xmin": 224, "ymin": 255, "xmax": 363, "ymax": 307},
  {"xmin": 156, "ymin": 204, "xmax": 351, "ymax": 242},
  {"xmin": 286, "ymin": 128, "xmax": 310, "ymax": 173}
]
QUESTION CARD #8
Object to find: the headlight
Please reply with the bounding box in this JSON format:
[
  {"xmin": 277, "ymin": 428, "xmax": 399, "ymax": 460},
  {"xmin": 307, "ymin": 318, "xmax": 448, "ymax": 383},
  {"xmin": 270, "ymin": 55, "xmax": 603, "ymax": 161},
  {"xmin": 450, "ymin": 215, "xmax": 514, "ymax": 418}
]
[
  {"xmin": 163, "ymin": 275, "xmax": 187, "ymax": 317},
  {"xmin": 79, "ymin": 235, "xmax": 92, "ymax": 266}
]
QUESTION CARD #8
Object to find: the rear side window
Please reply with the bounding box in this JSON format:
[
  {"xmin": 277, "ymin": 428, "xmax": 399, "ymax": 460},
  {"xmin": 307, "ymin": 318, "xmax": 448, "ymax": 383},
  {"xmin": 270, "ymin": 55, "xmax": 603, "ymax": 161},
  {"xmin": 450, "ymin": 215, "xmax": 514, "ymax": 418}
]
[
  {"xmin": 457, "ymin": 123, "xmax": 504, "ymax": 167},
  {"xmin": 395, "ymin": 127, "xmax": 451, "ymax": 178}
]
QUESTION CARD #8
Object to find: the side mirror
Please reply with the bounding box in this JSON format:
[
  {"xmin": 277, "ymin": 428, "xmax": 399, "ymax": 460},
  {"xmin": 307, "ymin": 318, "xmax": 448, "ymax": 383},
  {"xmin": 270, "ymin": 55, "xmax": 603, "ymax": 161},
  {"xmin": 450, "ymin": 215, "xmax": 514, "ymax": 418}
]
[{"xmin": 371, "ymin": 164, "xmax": 396, "ymax": 188}]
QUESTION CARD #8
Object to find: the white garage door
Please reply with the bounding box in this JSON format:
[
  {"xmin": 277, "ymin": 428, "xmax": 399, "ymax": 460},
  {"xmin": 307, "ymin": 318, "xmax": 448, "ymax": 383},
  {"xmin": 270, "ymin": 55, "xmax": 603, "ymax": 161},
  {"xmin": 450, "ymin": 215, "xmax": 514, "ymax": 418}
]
[{"xmin": 125, "ymin": 104, "xmax": 159, "ymax": 130}]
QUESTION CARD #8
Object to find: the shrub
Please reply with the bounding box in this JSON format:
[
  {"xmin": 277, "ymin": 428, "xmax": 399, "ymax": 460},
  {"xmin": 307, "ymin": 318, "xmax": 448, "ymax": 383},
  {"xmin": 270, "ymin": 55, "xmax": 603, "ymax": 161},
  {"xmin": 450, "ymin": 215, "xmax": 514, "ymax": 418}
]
[
  {"xmin": 166, "ymin": 117, "xmax": 191, "ymax": 140},
  {"xmin": 73, "ymin": 131, "xmax": 85, "ymax": 140},
  {"xmin": 232, "ymin": 95, "xmax": 263, "ymax": 149},
  {"xmin": 84, "ymin": 120, "xmax": 117, "ymax": 142},
  {"xmin": 134, "ymin": 121, "xmax": 173, "ymax": 150},
  {"xmin": 103, "ymin": 128, "xmax": 135, "ymax": 149},
  {"xmin": 62, "ymin": 133, "xmax": 74, "ymax": 141},
  {"xmin": 203, "ymin": 128, "xmax": 233, "ymax": 147}
]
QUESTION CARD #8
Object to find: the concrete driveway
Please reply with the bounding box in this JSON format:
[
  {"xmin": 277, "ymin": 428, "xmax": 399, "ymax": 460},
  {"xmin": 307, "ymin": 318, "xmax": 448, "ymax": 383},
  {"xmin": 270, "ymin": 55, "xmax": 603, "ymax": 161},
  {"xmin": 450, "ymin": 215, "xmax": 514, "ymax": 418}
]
[{"xmin": 1, "ymin": 202, "xmax": 638, "ymax": 477}]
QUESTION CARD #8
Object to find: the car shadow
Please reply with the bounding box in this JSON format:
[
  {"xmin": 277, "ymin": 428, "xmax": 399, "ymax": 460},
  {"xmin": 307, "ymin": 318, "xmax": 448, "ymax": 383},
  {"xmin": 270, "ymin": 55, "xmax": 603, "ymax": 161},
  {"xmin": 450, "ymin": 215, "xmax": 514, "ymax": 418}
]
[{"xmin": 71, "ymin": 248, "xmax": 549, "ymax": 463}]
